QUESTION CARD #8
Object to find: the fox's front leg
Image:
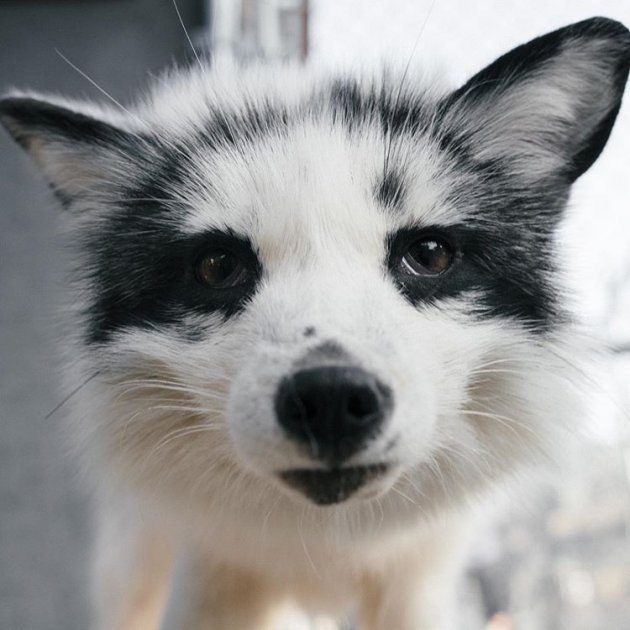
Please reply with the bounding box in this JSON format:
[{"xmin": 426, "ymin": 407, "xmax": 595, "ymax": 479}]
[
  {"xmin": 92, "ymin": 503, "xmax": 174, "ymax": 630},
  {"xmin": 162, "ymin": 554, "xmax": 288, "ymax": 630},
  {"xmin": 359, "ymin": 523, "xmax": 470, "ymax": 630},
  {"xmin": 360, "ymin": 568, "xmax": 459, "ymax": 630}
]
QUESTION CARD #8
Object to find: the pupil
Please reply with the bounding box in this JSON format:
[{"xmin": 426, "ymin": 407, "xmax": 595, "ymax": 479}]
[
  {"xmin": 200, "ymin": 252, "xmax": 238, "ymax": 286},
  {"xmin": 414, "ymin": 241, "xmax": 440, "ymax": 269},
  {"xmin": 415, "ymin": 241, "xmax": 436, "ymax": 265},
  {"xmin": 405, "ymin": 237, "xmax": 452, "ymax": 274}
]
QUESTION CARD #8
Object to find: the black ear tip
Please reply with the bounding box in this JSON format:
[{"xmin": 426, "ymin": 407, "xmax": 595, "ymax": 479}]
[
  {"xmin": 0, "ymin": 96, "xmax": 132, "ymax": 153},
  {"xmin": 0, "ymin": 96, "xmax": 49, "ymax": 131},
  {"xmin": 0, "ymin": 95, "xmax": 37, "ymax": 118},
  {"xmin": 572, "ymin": 16, "xmax": 630, "ymax": 39},
  {"xmin": 0, "ymin": 97, "xmax": 39, "ymax": 146},
  {"xmin": 570, "ymin": 18, "xmax": 630, "ymax": 68},
  {"xmin": 0, "ymin": 96, "xmax": 21, "ymax": 125},
  {"xmin": 1, "ymin": 96, "xmax": 60, "ymax": 126},
  {"xmin": 561, "ymin": 18, "xmax": 630, "ymax": 72}
]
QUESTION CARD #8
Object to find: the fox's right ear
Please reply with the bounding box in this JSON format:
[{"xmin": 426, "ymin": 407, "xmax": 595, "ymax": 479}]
[
  {"xmin": 0, "ymin": 96, "xmax": 147, "ymax": 205},
  {"xmin": 440, "ymin": 17, "xmax": 630, "ymax": 184}
]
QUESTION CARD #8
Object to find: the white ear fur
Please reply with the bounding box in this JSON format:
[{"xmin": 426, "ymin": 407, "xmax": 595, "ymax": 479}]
[{"xmin": 441, "ymin": 17, "xmax": 630, "ymax": 182}]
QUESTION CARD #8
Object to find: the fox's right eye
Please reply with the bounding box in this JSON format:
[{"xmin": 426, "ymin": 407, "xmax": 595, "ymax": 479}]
[
  {"xmin": 401, "ymin": 236, "xmax": 454, "ymax": 277},
  {"xmin": 195, "ymin": 250, "xmax": 250, "ymax": 289}
]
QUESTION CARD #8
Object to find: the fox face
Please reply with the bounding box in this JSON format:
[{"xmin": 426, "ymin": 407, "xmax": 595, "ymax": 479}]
[{"xmin": 1, "ymin": 18, "xmax": 628, "ymax": 532}]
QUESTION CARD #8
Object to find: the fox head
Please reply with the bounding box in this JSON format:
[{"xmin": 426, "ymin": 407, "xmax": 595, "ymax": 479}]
[{"xmin": 2, "ymin": 18, "xmax": 628, "ymax": 524}]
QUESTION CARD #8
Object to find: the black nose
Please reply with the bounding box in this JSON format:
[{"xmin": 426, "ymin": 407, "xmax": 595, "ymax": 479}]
[{"xmin": 275, "ymin": 366, "xmax": 392, "ymax": 465}]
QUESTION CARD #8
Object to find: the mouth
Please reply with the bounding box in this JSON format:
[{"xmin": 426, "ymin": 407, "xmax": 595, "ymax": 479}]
[{"xmin": 279, "ymin": 464, "xmax": 389, "ymax": 505}]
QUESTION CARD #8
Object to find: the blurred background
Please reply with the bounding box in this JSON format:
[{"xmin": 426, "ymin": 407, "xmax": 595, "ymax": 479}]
[{"xmin": 1, "ymin": 1, "xmax": 629, "ymax": 629}]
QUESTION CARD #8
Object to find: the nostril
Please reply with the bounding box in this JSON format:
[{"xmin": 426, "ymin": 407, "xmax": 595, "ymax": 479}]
[
  {"xmin": 345, "ymin": 388, "xmax": 379, "ymax": 423},
  {"xmin": 302, "ymin": 397, "xmax": 318, "ymax": 421}
]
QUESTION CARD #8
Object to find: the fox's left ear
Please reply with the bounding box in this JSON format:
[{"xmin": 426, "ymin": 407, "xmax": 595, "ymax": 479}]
[
  {"xmin": 0, "ymin": 95, "xmax": 145, "ymax": 205},
  {"xmin": 441, "ymin": 17, "xmax": 630, "ymax": 183}
]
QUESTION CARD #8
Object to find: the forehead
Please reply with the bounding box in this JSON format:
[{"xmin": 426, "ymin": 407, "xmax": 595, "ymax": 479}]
[
  {"xmin": 159, "ymin": 118, "xmax": 461, "ymax": 267},
  {"xmin": 76, "ymin": 69, "xmax": 575, "ymax": 344}
]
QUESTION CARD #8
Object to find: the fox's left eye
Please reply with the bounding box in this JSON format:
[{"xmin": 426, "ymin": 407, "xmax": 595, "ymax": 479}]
[
  {"xmin": 401, "ymin": 236, "xmax": 454, "ymax": 276},
  {"xmin": 195, "ymin": 250, "xmax": 250, "ymax": 289}
]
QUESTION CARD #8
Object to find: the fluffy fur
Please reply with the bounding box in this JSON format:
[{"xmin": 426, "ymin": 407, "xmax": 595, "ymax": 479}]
[{"xmin": 1, "ymin": 17, "xmax": 629, "ymax": 630}]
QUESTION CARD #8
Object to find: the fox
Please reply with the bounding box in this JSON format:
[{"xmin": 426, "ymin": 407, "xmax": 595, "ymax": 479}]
[{"xmin": 1, "ymin": 16, "xmax": 628, "ymax": 630}]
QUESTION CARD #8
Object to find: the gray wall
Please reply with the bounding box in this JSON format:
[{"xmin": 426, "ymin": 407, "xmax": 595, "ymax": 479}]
[{"xmin": 0, "ymin": 3, "xmax": 201, "ymax": 628}]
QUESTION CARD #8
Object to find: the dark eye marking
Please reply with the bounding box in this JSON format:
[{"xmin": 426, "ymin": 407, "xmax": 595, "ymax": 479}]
[
  {"xmin": 385, "ymin": 224, "xmax": 558, "ymax": 331},
  {"xmin": 86, "ymin": 228, "xmax": 261, "ymax": 344}
]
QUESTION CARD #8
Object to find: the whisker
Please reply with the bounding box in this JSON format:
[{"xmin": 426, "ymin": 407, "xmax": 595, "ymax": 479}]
[
  {"xmin": 137, "ymin": 403, "xmax": 217, "ymax": 414},
  {"xmin": 470, "ymin": 368, "xmax": 532, "ymax": 378},
  {"xmin": 297, "ymin": 508, "xmax": 320, "ymax": 578},
  {"xmin": 171, "ymin": 0, "xmax": 203, "ymax": 69},
  {"xmin": 115, "ymin": 395, "xmax": 221, "ymax": 408},
  {"xmin": 157, "ymin": 423, "xmax": 223, "ymax": 445},
  {"xmin": 116, "ymin": 379, "xmax": 229, "ymax": 401},
  {"xmin": 460, "ymin": 409, "xmax": 537, "ymax": 438},
  {"xmin": 116, "ymin": 388, "xmax": 228, "ymax": 406},
  {"xmin": 384, "ymin": 0, "xmax": 438, "ymax": 175},
  {"xmin": 391, "ymin": 483, "xmax": 418, "ymax": 506},
  {"xmin": 55, "ymin": 49, "xmax": 132, "ymax": 115},
  {"xmin": 424, "ymin": 455, "xmax": 450, "ymax": 499},
  {"xmin": 440, "ymin": 439, "xmax": 494, "ymax": 479},
  {"xmin": 44, "ymin": 370, "xmax": 101, "ymax": 420},
  {"xmin": 140, "ymin": 423, "xmax": 224, "ymax": 471}
]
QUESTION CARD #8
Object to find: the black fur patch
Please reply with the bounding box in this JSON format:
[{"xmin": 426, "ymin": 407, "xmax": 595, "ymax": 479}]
[
  {"xmin": 85, "ymin": 230, "xmax": 261, "ymax": 344},
  {"xmin": 83, "ymin": 149, "xmax": 262, "ymax": 343},
  {"xmin": 199, "ymin": 100, "xmax": 291, "ymax": 149},
  {"xmin": 387, "ymin": 214, "xmax": 566, "ymax": 332},
  {"xmin": 375, "ymin": 168, "xmax": 405, "ymax": 209},
  {"xmin": 328, "ymin": 77, "xmax": 432, "ymax": 138}
]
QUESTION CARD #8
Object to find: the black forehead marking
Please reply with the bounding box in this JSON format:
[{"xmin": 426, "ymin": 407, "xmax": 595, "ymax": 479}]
[
  {"xmin": 199, "ymin": 100, "xmax": 291, "ymax": 149},
  {"xmin": 329, "ymin": 78, "xmax": 364, "ymax": 130},
  {"xmin": 374, "ymin": 168, "xmax": 406, "ymax": 210},
  {"xmin": 328, "ymin": 77, "xmax": 433, "ymax": 137},
  {"xmin": 327, "ymin": 78, "xmax": 433, "ymax": 215}
]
